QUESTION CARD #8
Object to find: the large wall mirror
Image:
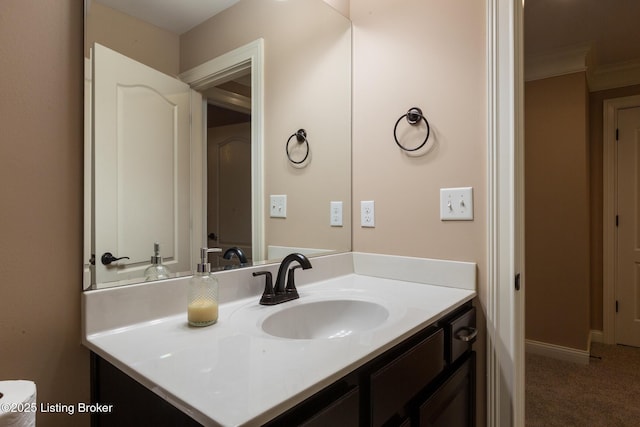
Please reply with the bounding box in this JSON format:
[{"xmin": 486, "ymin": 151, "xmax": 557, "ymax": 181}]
[{"xmin": 84, "ymin": 0, "xmax": 352, "ymax": 289}]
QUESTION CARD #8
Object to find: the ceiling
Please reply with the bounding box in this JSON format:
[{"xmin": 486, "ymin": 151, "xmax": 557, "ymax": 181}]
[
  {"xmin": 95, "ymin": 0, "xmax": 241, "ymax": 34},
  {"xmin": 96, "ymin": 0, "xmax": 640, "ymax": 77},
  {"xmin": 525, "ymin": 0, "xmax": 640, "ymax": 67}
]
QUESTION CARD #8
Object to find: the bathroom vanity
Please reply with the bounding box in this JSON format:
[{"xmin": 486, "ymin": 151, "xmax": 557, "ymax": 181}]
[{"xmin": 83, "ymin": 253, "xmax": 477, "ymax": 426}]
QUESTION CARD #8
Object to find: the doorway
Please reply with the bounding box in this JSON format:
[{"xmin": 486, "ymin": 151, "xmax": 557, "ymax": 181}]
[
  {"xmin": 204, "ymin": 75, "xmax": 253, "ymax": 267},
  {"xmin": 523, "ymin": 1, "xmax": 640, "ymax": 425},
  {"xmin": 604, "ymin": 95, "xmax": 640, "ymax": 347},
  {"xmin": 524, "ymin": 0, "xmax": 640, "ymax": 351},
  {"xmin": 180, "ymin": 39, "xmax": 265, "ymax": 263},
  {"xmin": 614, "ymin": 106, "xmax": 640, "ymax": 346}
]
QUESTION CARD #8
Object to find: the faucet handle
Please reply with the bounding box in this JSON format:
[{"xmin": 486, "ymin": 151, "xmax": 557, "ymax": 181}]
[{"xmin": 254, "ymin": 271, "xmax": 275, "ymax": 305}]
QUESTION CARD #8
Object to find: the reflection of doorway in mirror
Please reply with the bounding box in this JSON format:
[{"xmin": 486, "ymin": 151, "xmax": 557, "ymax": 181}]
[
  {"xmin": 181, "ymin": 38, "xmax": 264, "ymax": 265},
  {"xmin": 206, "ymin": 80, "xmax": 252, "ymax": 268}
]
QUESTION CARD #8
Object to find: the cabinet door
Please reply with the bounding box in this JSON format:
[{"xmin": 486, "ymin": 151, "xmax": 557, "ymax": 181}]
[
  {"xmin": 300, "ymin": 386, "xmax": 359, "ymax": 427},
  {"xmin": 92, "ymin": 354, "xmax": 201, "ymax": 427},
  {"xmin": 370, "ymin": 329, "xmax": 444, "ymax": 426},
  {"xmin": 418, "ymin": 352, "xmax": 475, "ymax": 427}
]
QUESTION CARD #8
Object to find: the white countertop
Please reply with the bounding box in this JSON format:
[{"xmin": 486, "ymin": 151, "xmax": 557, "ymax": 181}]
[{"xmin": 83, "ymin": 253, "xmax": 476, "ymax": 426}]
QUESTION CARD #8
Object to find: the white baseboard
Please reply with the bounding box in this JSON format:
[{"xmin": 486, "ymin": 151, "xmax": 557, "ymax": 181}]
[{"xmin": 526, "ymin": 339, "xmax": 590, "ymax": 365}]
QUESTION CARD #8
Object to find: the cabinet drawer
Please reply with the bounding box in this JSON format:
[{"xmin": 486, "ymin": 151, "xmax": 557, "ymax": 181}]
[
  {"xmin": 370, "ymin": 329, "xmax": 444, "ymax": 426},
  {"xmin": 300, "ymin": 386, "xmax": 359, "ymax": 427},
  {"xmin": 446, "ymin": 306, "xmax": 476, "ymax": 364},
  {"xmin": 417, "ymin": 352, "xmax": 475, "ymax": 427}
]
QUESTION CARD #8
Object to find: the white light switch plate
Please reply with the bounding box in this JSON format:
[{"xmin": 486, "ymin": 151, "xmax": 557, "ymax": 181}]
[
  {"xmin": 270, "ymin": 195, "xmax": 287, "ymax": 218},
  {"xmin": 440, "ymin": 187, "xmax": 473, "ymax": 220},
  {"xmin": 330, "ymin": 201, "xmax": 343, "ymax": 227}
]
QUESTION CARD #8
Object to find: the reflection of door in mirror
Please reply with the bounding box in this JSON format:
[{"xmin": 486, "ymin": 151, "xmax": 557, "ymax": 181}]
[
  {"xmin": 206, "ymin": 80, "xmax": 252, "ymax": 268},
  {"xmin": 92, "ymin": 43, "xmax": 195, "ymax": 285}
]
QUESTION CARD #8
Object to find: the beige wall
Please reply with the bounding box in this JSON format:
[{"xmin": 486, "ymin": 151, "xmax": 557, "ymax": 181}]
[
  {"xmin": 323, "ymin": 0, "xmax": 350, "ymax": 17},
  {"xmin": 525, "ymin": 72, "xmax": 591, "ymax": 350},
  {"xmin": 181, "ymin": 0, "xmax": 352, "ymax": 257},
  {"xmin": 86, "ymin": 2, "xmax": 180, "ymax": 76},
  {"xmin": 0, "ymin": 1, "xmax": 89, "ymax": 427},
  {"xmin": 588, "ymin": 84, "xmax": 640, "ymax": 330},
  {"xmin": 350, "ymin": 0, "xmax": 487, "ymax": 269},
  {"xmin": 349, "ymin": 0, "xmax": 487, "ymax": 424}
]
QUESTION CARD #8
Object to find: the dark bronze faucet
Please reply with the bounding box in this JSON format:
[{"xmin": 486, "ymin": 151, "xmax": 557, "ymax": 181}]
[
  {"xmin": 253, "ymin": 253, "xmax": 312, "ymax": 305},
  {"xmin": 223, "ymin": 247, "xmax": 248, "ymax": 265}
]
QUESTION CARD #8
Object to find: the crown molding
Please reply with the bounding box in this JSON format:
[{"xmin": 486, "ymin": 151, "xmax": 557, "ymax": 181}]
[
  {"xmin": 587, "ymin": 59, "xmax": 640, "ymax": 92},
  {"xmin": 526, "ymin": 44, "xmax": 640, "ymax": 92},
  {"xmin": 525, "ymin": 45, "xmax": 590, "ymax": 82}
]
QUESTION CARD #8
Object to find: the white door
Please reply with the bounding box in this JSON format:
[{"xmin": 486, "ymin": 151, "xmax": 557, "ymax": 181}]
[
  {"xmin": 207, "ymin": 123, "xmax": 252, "ymax": 266},
  {"xmin": 92, "ymin": 43, "xmax": 192, "ymax": 285},
  {"xmin": 616, "ymin": 106, "xmax": 640, "ymax": 347}
]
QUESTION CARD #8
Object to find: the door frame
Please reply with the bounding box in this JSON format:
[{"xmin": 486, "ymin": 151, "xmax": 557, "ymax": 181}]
[
  {"xmin": 180, "ymin": 39, "xmax": 265, "ymax": 262},
  {"xmin": 603, "ymin": 94, "xmax": 640, "ymax": 344},
  {"xmin": 487, "ymin": 0, "xmax": 525, "ymax": 425}
]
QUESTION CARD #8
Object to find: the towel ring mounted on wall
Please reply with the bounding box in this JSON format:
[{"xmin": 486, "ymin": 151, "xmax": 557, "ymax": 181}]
[
  {"xmin": 286, "ymin": 129, "xmax": 310, "ymax": 164},
  {"xmin": 393, "ymin": 107, "xmax": 430, "ymax": 152}
]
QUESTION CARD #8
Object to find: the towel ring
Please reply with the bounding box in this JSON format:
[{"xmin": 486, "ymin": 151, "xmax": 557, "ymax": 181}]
[
  {"xmin": 393, "ymin": 107, "xmax": 430, "ymax": 152},
  {"xmin": 286, "ymin": 129, "xmax": 310, "ymax": 164}
]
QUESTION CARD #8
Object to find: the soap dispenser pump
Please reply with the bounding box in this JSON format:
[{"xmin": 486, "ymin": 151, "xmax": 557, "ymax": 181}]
[
  {"xmin": 187, "ymin": 247, "xmax": 221, "ymax": 327},
  {"xmin": 144, "ymin": 242, "xmax": 171, "ymax": 281}
]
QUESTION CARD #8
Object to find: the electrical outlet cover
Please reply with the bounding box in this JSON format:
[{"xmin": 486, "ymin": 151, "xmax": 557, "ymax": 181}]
[
  {"xmin": 330, "ymin": 201, "xmax": 343, "ymax": 227},
  {"xmin": 361, "ymin": 200, "xmax": 375, "ymax": 227}
]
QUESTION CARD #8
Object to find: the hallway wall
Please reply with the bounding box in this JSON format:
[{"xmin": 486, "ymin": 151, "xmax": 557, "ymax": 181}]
[{"xmin": 525, "ymin": 72, "xmax": 591, "ymax": 351}]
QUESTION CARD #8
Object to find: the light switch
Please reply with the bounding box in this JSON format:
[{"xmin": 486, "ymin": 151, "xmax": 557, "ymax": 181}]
[
  {"xmin": 270, "ymin": 195, "xmax": 287, "ymax": 218},
  {"xmin": 330, "ymin": 201, "xmax": 343, "ymax": 227},
  {"xmin": 440, "ymin": 187, "xmax": 473, "ymax": 221}
]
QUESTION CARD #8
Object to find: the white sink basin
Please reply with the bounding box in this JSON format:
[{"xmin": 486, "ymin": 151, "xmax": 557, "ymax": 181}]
[{"xmin": 261, "ymin": 299, "xmax": 389, "ymax": 339}]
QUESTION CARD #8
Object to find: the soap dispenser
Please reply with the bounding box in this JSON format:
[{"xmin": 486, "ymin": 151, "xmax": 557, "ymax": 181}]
[
  {"xmin": 187, "ymin": 247, "xmax": 221, "ymax": 327},
  {"xmin": 144, "ymin": 242, "xmax": 171, "ymax": 281}
]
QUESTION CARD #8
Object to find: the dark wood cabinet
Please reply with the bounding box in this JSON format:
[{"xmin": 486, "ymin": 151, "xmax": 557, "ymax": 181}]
[
  {"xmin": 299, "ymin": 386, "xmax": 360, "ymax": 427},
  {"xmin": 361, "ymin": 303, "xmax": 476, "ymax": 427},
  {"xmin": 417, "ymin": 353, "xmax": 476, "ymax": 427},
  {"xmin": 91, "ymin": 354, "xmax": 201, "ymax": 427},
  {"xmin": 265, "ymin": 377, "xmax": 360, "ymax": 427},
  {"xmin": 369, "ymin": 329, "xmax": 444, "ymax": 426},
  {"xmin": 92, "ymin": 302, "xmax": 476, "ymax": 427}
]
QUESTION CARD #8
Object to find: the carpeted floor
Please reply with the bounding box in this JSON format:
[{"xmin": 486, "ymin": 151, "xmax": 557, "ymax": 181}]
[{"xmin": 526, "ymin": 343, "xmax": 640, "ymax": 426}]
